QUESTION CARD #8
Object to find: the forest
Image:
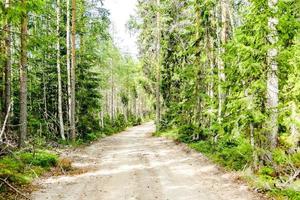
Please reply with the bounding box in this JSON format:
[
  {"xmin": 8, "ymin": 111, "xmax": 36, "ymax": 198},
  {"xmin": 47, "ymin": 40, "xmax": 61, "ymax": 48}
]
[{"xmin": 0, "ymin": 0, "xmax": 299, "ymax": 199}]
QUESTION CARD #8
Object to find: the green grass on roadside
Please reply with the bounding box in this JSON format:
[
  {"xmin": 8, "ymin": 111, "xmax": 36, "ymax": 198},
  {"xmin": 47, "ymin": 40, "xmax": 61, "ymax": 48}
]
[
  {"xmin": 0, "ymin": 150, "xmax": 58, "ymax": 199},
  {"xmin": 153, "ymin": 128, "xmax": 179, "ymax": 140}
]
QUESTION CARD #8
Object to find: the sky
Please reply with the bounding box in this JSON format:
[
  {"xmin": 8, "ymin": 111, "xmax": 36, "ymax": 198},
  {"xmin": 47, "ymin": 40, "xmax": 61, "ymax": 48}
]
[{"xmin": 103, "ymin": 0, "xmax": 138, "ymax": 58}]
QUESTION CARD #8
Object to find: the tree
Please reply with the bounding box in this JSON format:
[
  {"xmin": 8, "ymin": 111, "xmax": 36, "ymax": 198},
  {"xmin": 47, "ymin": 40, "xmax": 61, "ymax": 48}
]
[
  {"xmin": 217, "ymin": 0, "xmax": 229, "ymax": 124},
  {"xmin": 3, "ymin": 0, "xmax": 12, "ymax": 130},
  {"xmin": 66, "ymin": 0, "xmax": 72, "ymax": 137},
  {"xmin": 155, "ymin": 0, "xmax": 161, "ymax": 131},
  {"xmin": 70, "ymin": 0, "xmax": 76, "ymax": 141},
  {"xmin": 266, "ymin": 0, "xmax": 279, "ymax": 149},
  {"xmin": 56, "ymin": 0, "xmax": 65, "ymax": 140},
  {"xmin": 19, "ymin": 0, "xmax": 28, "ymax": 147}
]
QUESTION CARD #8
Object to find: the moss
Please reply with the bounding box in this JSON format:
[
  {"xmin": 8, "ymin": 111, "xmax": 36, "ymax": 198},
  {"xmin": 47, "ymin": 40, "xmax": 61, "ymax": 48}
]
[{"xmin": 0, "ymin": 151, "xmax": 58, "ymax": 186}]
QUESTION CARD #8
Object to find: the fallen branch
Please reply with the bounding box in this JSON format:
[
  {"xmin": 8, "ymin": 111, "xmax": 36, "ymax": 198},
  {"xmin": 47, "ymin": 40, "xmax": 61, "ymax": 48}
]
[
  {"xmin": 0, "ymin": 178, "xmax": 30, "ymax": 200},
  {"xmin": 0, "ymin": 102, "xmax": 12, "ymax": 142},
  {"xmin": 0, "ymin": 177, "xmax": 8, "ymax": 189},
  {"xmin": 277, "ymin": 170, "xmax": 300, "ymax": 189}
]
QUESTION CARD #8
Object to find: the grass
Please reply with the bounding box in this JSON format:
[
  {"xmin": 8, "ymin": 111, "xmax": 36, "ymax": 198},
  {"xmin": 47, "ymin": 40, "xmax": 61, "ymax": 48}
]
[
  {"xmin": 153, "ymin": 128, "xmax": 179, "ymax": 140},
  {"xmin": 0, "ymin": 150, "xmax": 58, "ymax": 199}
]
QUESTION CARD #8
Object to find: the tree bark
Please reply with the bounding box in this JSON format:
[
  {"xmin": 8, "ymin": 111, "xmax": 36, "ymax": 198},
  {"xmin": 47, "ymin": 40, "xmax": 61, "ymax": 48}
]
[
  {"xmin": 57, "ymin": 0, "xmax": 65, "ymax": 140},
  {"xmin": 70, "ymin": 0, "xmax": 76, "ymax": 142},
  {"xmin": 217, "ymin": 0, "xmax": 228, "ymax": 123},
  {"xmin": 70, "ymin": 0, "xmax": 76, "ymax": 141},
  {"xmin": 110, "ymin": 59, "xmax": 114, "ymax": 121},
  {"xmin": 266, "ymin": 0, "xmax": 279, "ymax": 149},
  {"xmin": 194, "ymin": 2, "xmax": 203, "ymax": 125},
  {"xmin": 3, "ymin": 0, "xmax": 11, "ymax": 132},
  {"xmin": 155, "ymin": 0, "xmax": 161, "ymax": 131},
  {"xmin": 19, "ymin": 0, "xmax": 28, "ymax": 147},
  {"xmin": 66, "ymin": 0, "xmax": 72, "ymax": 139}
]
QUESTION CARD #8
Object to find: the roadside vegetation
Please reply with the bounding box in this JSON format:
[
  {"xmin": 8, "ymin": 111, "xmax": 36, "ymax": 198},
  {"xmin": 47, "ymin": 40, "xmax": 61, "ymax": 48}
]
[
  {"xmin": 133, "ymin": 0, "xmax": 300, "ymax": 199},
  {"xmin": 0, "ymin": 0, "xmax": 152, "ymax": 199}
]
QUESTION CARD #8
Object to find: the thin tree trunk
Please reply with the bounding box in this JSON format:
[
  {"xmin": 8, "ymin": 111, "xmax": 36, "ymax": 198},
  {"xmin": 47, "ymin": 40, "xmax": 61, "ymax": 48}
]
[
  {"xmin": 66, "ymin": 0, "xmax": 72, "ymax": 137},
  {"xmin": 290, "ymin": 102, "xmax": 300, "ymax": 149},
  {"xmin": 70, "ymin": 0, "xmax": 76, "ymax": 141},
  {"xmin": 111, "ymin": 59, "xmax": 114, "ymax": 121},
  {"xmin": 3, "ymin": 0, "xmax": 11, "ymax": 133},
  {"xmin": 266, "ymin": 0, "xmax": 279, "ymax": 149},
  {"xmin": 155, "ymin": 0, "xmax": 161, "ymax": 131},
  {"xmin": 194, "ymin": 2, "xmax": 203, "ymax": 125},
  {"xmin": 57, "ymin": 0, "xmax": 65, "ymax": 140},
  {"xmin": 217, "ymin": 0, "xmax": 228, "ymax": 123},
  {"xmin": 250, "ymin": 123, "xmax": 259, "ymax": 171},
  {"xmin": 19, "ymin": 0, "xmax": 28, "ymax": 147}
]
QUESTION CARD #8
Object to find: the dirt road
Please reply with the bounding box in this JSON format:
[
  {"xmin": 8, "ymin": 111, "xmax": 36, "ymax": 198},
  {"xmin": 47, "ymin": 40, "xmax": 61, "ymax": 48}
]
[{"xmin": 32, "ymin": 122, "xmax": 263, "ymax": 200}]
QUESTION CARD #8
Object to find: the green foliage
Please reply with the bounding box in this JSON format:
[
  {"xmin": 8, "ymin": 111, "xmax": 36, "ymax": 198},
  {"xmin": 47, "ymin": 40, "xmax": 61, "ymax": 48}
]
[
  {"xmin": 269, "ymin": 188, "xmax": 300, "ymax": 200},
  {"xmin": 189, "ymin": 137, "xmax": 253, "ymax": 171},
  {"xmin": 189, "ymin": 141, "xmax": 212, "ymax": 155},
  {"xmin": 154, "ymin": 128, "xmax": 179, "ymax": 140},
  {"xmin": 178, "ymin": 124, "xmax": 196, "ymax": 143},
  {"xmin": 136, "ymin": 0, "xmax": 299, "ymax": 197},
  {"xmin": 0, "ymin": 151, "xmax": 58, "ymax": 186},
  {"xmin": 16, "ymin": 151, "xmax": 57, "ymax": 168},
  {"xmin": 259, "ymin": 166, "xmax": 276, "ymax": 178}
]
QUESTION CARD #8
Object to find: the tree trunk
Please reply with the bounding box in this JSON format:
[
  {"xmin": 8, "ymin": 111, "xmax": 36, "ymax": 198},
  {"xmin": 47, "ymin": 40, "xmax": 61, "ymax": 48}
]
[
  {"xmin": 155, "ymin": 0, "xmax": 161, "ymax": 131},
  {"xmin": 57, "ymin": 0, "xmax": 65, "ymax": 140},
  {"xmin": 109, "ymin": 59, "xmax": 114, "ymax": 121},
  {"xmin": 70, "ymin": 0, "xmax": 76, "ymax": 141},
  {"xmin": 66, "ymin": 0, "xmax": 72, "ymax": 138},
  {"xmin": 3, "ymin": 0, "xmax": 11, "ymax": 132},
  {"xmin": 19, "ymin": 0, "xmax": 28, "ymax": 147},
  {"xmin": 266, "ymin": 0, "xmax": 279, "ymax": 149},
  {"xmin": 194, "ymin": 2, "xmax": 203, "ymax": 125},
  {"xmin": 217, "ymin": 0, "xmax": 228, "ymax": 123}
]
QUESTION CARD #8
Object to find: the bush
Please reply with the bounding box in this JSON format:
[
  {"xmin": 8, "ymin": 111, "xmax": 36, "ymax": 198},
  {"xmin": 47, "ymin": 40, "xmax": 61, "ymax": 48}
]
[
  {"xmin": 259, "ymin": 166, "xmax": 276, "ymax": 177},
  {"xmin": 189, "ymin": 141, "xmax": 213, "ymax": 154},
  {"xmin": 189, "ymin": 137, "xmax": 253, "ymax": 171},
  {"xmin": 215, "ymin": 138, "xmax": 253, "ymax": 170},
  {"xmin": 178, "ymin": 124, "xmax": 196, "ymax": 143},
  {"xmin": 113, "ymin": 113, "xmax": 127, "ymax": 131}
]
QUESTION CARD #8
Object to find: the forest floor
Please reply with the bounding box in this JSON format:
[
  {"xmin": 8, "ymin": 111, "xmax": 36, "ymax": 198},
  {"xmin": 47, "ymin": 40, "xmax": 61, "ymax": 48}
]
[{"xmin": 31, "ymin": 122, "xmax": 265, "ymax": 200}]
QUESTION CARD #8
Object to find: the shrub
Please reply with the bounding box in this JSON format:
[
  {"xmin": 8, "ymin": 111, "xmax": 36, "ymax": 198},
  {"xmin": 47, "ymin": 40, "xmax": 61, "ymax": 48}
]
[
  {"xmin": 178, "ymin": 124, "xmax": 196, "ymax": 143},
  {"xmin": 189, "ymin": 141, "xmax": 213, "ymax": 155},
  {"xmin": 215, "ymin": 138, "xmax": 253, "ymax": 170}
]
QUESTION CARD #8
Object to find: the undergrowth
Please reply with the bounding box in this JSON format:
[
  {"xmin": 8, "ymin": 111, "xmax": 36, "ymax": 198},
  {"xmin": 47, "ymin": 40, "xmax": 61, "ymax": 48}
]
[{"xmin": 0, "ymin": 150, "xmax": 58, "ymax": 199}]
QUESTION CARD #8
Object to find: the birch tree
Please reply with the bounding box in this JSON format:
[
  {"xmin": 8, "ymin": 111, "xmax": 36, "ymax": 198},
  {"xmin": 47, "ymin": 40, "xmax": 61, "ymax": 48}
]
[
  {"xmin": 56, "ymin": 0, "xmax": 65, "ymax": 140},
  {"xmin": 3, "ymin": 0, "xmax": 12, "ymax": 127}
]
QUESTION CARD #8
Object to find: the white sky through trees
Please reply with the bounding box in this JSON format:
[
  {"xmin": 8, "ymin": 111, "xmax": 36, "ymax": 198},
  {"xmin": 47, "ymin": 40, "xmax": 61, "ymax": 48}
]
[{"xmin": 103, "ymin": 0, "xmax": 138, "ymax": 58}]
